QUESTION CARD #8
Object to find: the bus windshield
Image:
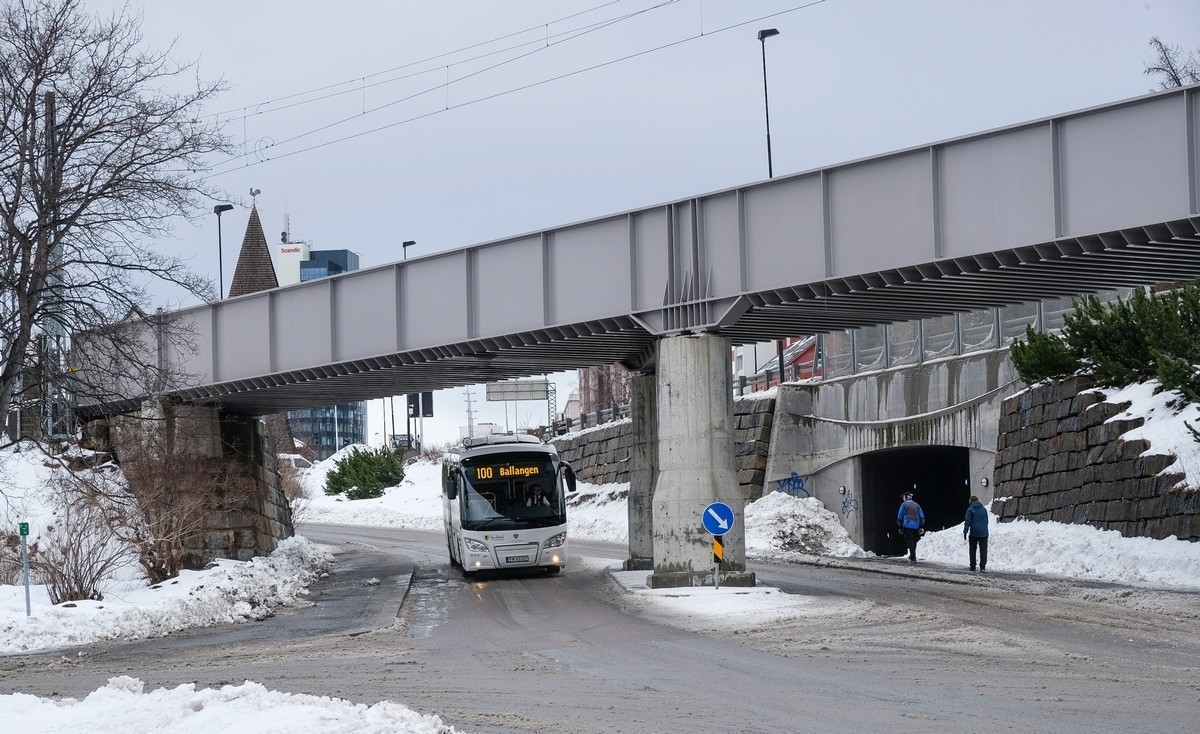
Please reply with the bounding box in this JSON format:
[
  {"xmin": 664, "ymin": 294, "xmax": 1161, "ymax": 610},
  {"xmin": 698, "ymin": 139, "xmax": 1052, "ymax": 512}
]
[{"xmin": 459, "ymin": 453, "xmax": 564, "ymax": 531}]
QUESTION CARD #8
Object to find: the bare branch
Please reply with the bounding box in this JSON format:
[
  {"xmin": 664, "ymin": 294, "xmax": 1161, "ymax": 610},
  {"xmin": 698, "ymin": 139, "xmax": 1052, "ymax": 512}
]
[
  {"xmin": 0, "ymin": 0, "xmax": 232, "ymax": 433},
  {"xmin": 1145, "ymin": 36, "xmax": 1200, "ymax": 89}
]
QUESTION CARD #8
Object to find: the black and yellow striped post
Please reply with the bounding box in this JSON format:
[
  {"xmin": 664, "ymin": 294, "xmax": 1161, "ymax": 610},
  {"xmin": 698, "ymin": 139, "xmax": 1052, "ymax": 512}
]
[{"xmin": 713, "ymin": 534, "xmax": 725, "ymax": 589}]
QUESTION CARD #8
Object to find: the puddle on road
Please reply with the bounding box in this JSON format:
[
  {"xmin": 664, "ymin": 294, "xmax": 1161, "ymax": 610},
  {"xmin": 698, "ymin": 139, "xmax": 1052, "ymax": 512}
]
[{"xmin": 399, "ymin": 567, "xmax": 460, "ymax": 638}]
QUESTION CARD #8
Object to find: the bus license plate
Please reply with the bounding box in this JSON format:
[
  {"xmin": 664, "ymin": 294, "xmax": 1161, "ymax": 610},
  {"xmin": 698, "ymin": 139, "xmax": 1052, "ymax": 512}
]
[{"xmin": 506, "ymin": 555, "xmax": 529, "ymax": 563}]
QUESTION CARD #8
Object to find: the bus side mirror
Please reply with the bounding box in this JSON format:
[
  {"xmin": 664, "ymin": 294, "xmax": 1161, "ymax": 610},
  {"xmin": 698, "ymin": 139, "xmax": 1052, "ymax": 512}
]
[
  {"xmin": 446, "ymin": 472, "xmax": 460, "ymax": 500},
  {"xmin": 562, "ymin": 463, "xmax": 577, "ymax": 493}
]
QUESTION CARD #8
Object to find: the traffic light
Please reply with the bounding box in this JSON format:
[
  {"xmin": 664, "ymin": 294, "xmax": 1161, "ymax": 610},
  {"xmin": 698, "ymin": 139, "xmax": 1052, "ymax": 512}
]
[
  {"xmin": 420, "ymin": 391, "xmax": 433, "ymax": 417},
  {"xmin": 407, "ymin": 393, "xmax": 419, "ymax": 417}
]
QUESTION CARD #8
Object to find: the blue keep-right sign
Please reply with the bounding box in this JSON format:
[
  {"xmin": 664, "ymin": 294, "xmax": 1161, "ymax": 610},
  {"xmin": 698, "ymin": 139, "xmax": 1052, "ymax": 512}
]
[{"xmin": 702, "ymin": 502, "xmax": 735, "ymax": 536}]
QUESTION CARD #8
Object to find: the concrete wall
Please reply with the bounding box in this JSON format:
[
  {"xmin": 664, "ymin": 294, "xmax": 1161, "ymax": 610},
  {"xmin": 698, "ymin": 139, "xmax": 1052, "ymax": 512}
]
[
  {"xmin": 764, "ymin": 349, "xmax": 1023, "ymax": 548},
  {"xmin": 993, "ymin": 376, "xmax": 1200, "ymax": 541},
  {"xmin": 551, "ymin": 392, "xmax": 777, "ymax": 502}
]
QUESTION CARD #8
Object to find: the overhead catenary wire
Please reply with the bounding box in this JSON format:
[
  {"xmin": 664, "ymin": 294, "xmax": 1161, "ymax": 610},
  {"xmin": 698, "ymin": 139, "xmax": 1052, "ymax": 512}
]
[{"xmin": 202, "ymin": 0, "xmax": 824, "ymax": 178}]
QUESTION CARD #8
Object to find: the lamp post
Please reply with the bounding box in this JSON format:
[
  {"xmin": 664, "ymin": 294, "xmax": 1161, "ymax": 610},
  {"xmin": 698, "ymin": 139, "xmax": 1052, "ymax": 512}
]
[
  {"xmin": 402, "ymin": 240, "xmax": 416, "ymax": 260},
  {"xmin": 213, "ymin": 204, "xmax": 234, "ymax": 298},
  {"xmin": 757, "ymin": 28, "xmax": 780, "ymax": 179}
]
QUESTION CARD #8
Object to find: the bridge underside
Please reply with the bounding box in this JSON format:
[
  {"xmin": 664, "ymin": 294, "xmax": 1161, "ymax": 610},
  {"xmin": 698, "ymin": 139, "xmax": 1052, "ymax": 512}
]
[
  {"xmin": 725, "ymin": 220, "xmax": 1200, "ymax": 339},
  {"xmin": 104, "ymin": 217, "xmax": 1198, "ymax": 418}
]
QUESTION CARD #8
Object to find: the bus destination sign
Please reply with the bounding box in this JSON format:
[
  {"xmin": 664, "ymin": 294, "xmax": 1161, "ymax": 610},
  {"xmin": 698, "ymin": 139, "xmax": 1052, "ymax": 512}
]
[{"xmin": 473, "ymin": 464, "xmax": 542, "ymax": 481}]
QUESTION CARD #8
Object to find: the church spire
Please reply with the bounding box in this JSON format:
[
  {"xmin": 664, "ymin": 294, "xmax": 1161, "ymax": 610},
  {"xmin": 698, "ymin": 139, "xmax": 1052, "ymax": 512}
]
[{"xmin": 227, "ymin": 203, "xmax": 279, "ymax": 297}]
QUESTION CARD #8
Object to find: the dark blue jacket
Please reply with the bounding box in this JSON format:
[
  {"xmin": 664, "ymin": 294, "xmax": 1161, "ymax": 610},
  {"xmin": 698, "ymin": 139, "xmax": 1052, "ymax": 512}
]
[
  {"xmin": 964, "ymin": 500, "xmax": 989, "ymax": 538},
  {"xmin": 897, "ymin": 500, "xmax": 924, "ymax": 530}
]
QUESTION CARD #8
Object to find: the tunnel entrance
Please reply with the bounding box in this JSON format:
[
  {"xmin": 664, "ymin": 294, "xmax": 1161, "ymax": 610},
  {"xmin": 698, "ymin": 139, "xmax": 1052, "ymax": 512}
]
[{"xmin": 860, "ymin": 446, "xmax": 971, "ymax": 557}]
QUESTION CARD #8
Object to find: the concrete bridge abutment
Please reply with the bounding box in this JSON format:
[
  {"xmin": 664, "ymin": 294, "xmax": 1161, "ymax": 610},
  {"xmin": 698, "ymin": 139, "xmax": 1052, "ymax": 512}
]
[
  {"xmin": 103, "ymin": 400, "xmax": 294, "ymax": 567},
  {"xmin": 648, "ymin": 334, "xmax": 755, "ymax": 588},
  {"xmin": 624, "ymin": 373, "xmax": 656, "ymax": 571}
]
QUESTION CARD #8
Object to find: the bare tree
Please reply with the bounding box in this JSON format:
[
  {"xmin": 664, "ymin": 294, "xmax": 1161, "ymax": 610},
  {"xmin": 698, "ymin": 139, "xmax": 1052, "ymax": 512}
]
[
  {"xmin": 578, "ymin": 363, "xmax": 632, "ymax": 417},
  {"xmin": 0, "ymin": 0, "xmax": 231, "ymax": 438},
  {"xmin": 25, "ymin": 483, "xmax": 137, "ymax": 603},
  {"xmin": 1145, "ymin": 37, "xmax": 1200, "ymax": 89}
]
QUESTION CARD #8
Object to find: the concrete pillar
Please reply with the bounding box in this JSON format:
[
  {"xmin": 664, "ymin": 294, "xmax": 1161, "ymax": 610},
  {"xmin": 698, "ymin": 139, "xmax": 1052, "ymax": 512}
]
[
  {"xmin": 624, "ymin": 372, "xmax": 657, "ymax": 570},
  {"xmin": 649, "ymin": 334, "xmax": 755, "ymax": 588}
]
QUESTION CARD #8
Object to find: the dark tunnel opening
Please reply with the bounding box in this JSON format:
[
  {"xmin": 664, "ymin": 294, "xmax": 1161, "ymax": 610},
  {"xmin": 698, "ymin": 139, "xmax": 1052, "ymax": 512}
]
[{"xmin": 860, "ymin": 446, "xmax": 972, "ymax": 557}]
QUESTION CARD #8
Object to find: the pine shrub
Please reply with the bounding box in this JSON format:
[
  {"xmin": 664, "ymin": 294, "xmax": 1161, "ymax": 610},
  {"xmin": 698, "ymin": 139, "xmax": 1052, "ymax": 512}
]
[
  {"xmin": 324, "ymin": 446, "xmax": 406, "ymax": 500},
  {"xmin": 1010, "ymin": 325, "xmax": 1079, "ymax": 384},
  {"xmin": 1013, "ymin": 280, "xmax": 1200, "ymax": 400}
]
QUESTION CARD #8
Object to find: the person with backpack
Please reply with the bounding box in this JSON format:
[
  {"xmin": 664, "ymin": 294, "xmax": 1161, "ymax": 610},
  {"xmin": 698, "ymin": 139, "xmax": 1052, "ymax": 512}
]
[
  {"xmin": 963, "ymin": 494, "xmax": 990, "ymax": 572},
  {"xmin": 896, "ymin": 492, "xmax": 925, "ymax": 563}
]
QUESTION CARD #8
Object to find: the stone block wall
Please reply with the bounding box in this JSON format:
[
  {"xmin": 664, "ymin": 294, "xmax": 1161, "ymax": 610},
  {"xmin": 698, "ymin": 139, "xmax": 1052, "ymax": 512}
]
[
  {"xmin": 184, "ymin": 415, "xmax": 294, "ymax": 563},
  {"xmin": 993, "ymin": 376, "xmax": 1200, "ymax": 541},
  {"xmin": 733, "ymin": 393, "xmax": 775, "ymax": 501},
  {"xmin": 107, "ymin": 403, "xmax": 295, "ymax": 567},
  {"xmin": 551, "ymin": 392, "xmax": 777, "ymax": 501},
  {"xmin": 552, "ymin": 420, "xmax": 631, "ymax": 485}
]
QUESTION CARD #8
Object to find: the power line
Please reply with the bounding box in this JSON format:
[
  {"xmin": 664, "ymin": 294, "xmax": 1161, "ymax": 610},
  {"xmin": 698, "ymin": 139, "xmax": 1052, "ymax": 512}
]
[
  {"xmin": 205, "ymin": 0, "xmax": 824, "ymax": 178},
  {"xmin": 208, "ymin": 0, "xmax": 658, "ymax": 122}
]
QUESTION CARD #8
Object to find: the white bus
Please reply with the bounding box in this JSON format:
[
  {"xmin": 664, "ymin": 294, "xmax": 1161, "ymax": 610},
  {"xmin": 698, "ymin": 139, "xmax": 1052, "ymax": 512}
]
[{"xmin": 441, "ymin": 434, "xmax": 577, "ymax": 577}]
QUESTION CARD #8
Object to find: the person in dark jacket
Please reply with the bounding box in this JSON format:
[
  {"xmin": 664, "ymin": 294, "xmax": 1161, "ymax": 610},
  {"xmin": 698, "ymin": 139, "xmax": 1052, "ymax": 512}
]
[
  {"xmin": 963, "ymin": 494, "xmax": 989, "ymax": 572},
  {"xmin": 896, "ymin": 492, "xmax": 925, "ymax": 563}
]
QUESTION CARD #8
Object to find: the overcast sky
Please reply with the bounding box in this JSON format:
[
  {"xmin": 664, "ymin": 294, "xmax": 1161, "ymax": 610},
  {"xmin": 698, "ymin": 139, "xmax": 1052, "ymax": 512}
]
[{"xmin": 80, "ymin": 0, "xmax": 1200, "ymax": 444}]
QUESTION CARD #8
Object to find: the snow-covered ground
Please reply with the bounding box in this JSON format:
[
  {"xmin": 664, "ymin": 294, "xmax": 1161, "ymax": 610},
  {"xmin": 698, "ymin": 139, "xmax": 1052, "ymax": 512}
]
[{"xmin": 3, "ymin": 383, "xmax": 1200, "ymax": 731}]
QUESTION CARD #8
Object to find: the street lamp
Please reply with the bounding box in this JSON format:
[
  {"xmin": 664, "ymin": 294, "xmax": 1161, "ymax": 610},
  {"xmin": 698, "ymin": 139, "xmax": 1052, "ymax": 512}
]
[
  {"xmin": 213, "ymin": 204, "xmax": 234, "ymax": 298},
  {"xmin": 757, "ymin": 28, "xmax": 780, "ymax": 179},
  {"xmin": 402, "ymin": 240, "xmax": 416, "ymax": 260}
]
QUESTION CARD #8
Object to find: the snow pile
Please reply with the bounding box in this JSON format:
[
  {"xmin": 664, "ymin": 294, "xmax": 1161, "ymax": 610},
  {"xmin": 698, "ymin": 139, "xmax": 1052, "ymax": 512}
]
[
  {"xmin": 0, "ymin": 536, "xmax": 332, "ymax": 654},
  {"xmin": 745, "ymin": 492, "xmax": 869, "ymax": 559},
  {"xmin": 2, "ymin": 676, "xmax": 456, "ymax": 734},
  {"xmin": 917, "ymin": 507, "xmax": 1200, "ymax": 585},
  {"xmin": 1100, "ymin": 381, "xmax": 1200, "ymax": 484}
]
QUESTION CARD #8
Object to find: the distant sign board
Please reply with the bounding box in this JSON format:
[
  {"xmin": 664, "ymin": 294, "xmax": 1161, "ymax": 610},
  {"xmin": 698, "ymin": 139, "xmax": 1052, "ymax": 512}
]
[{"xmin": 486, "ymin": 379, "xmax": 550, "ymax": 402}]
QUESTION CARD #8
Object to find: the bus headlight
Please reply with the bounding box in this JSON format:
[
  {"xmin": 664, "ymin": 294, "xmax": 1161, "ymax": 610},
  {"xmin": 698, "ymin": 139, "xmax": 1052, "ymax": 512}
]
[
  {"xmin": 464, "ymin": 538, "xmax": 489, "ymax": 553},
  {"xmin": 543, "ymin": 532, "xmax": 566, "ymax": 549}
]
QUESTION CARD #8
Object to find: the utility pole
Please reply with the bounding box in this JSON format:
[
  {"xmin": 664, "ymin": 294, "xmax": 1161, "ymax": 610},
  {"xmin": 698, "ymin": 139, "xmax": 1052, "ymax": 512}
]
[
  {"xmin": 42, "ymin": 91, "xmax": 66, "ymax": 440},
  {"xmin": 389, "ymin": 395, "xmax": 396, "ymax": 447},
  {"xmin": 464, "ymin": 388, "xmax": 477, "ymax": 439}
]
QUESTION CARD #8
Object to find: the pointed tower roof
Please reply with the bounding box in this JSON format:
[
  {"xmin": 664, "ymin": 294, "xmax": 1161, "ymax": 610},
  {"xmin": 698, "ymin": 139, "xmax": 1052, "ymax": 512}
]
[{"xmin": 227, "ymin": 205, "xmax": 279, "ymax": 298}]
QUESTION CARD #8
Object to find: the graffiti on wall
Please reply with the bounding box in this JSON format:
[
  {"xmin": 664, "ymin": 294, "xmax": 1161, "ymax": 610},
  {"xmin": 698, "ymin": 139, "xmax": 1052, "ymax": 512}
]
[
  {"xmin": 841, "ymin": 490, "xmax": 859, "ymax": 517},
  {"xmin": 776, "ymin": 471, "xmax": 810, "ymax": 498}
]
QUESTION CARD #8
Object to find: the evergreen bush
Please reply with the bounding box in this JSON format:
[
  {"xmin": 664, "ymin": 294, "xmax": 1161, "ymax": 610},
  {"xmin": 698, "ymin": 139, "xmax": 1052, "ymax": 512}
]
[
  {"xmin": 1009, "ymin": 325, "xmax": 1079, "ymax": 384},
  {"xmin": 324, "ymin": 446, "xmax": 406, "ymax": 500},
  {"xmin": 1012, "ymin": 280, "xmax": 1200, "ymax": 400}
]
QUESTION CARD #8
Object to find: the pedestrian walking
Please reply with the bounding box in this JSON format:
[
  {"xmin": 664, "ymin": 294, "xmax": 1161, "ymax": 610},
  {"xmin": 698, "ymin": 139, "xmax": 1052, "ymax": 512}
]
[
  {"xmin": 896, "ymin": 492, "xmax": 925, "ymax": 563},
  {"xmin": 964, "ymin": 494, "xmax": 989, "ymax": 572}
]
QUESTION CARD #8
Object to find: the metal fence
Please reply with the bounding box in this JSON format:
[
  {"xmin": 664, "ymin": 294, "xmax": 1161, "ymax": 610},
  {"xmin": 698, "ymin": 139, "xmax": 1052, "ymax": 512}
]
[{"xmin": 574, "ymin": 289, "xmax": 1132, "ymax": 421}]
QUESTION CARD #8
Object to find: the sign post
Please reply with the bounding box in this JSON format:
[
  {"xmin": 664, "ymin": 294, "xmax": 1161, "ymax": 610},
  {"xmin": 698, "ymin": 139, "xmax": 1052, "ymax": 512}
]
[
  {"xmin": 19, "ymin": 522, "xmax": 30, "ymax": 617},
  {"xmin": 701, "ymin": 502, "xmax": 736, "ymax": 590}
]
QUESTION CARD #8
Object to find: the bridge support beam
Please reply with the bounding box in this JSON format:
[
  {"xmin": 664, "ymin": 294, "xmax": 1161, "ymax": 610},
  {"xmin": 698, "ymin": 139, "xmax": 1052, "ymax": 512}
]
[
  {"xmin": 624, "ymin": 372, "xmax": 657, "ymax": 570},
  {"xmin": 648, "ymin": 334, "xmax": 755, "ymax": 588}
]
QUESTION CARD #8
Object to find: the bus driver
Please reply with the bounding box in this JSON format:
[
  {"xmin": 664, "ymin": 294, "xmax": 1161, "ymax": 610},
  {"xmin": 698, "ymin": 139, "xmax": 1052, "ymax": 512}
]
[{"xmin": 526, "ymin": 484, "xmax": 550, "ymax": 506}]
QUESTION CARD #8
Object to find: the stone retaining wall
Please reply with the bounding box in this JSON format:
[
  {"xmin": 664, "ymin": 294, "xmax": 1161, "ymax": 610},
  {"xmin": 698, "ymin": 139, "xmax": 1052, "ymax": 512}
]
[
  {"xmin": 993, "ymin": 376, "xmax": 1200, "ymax": 541},
  {"xmin": 551, "ymin": 393, "xmax": 777, "ymax": 501},
  {"xmin": 552, "ymin": 420, "xmax": 631, "ymax": 485},
  {"xmin": 733, "ymin": 394, "xmax": 775, "ymax": 501},
  {"xmin": 104, "ymin": 404, "xmax": 295, "ymax": 566}
]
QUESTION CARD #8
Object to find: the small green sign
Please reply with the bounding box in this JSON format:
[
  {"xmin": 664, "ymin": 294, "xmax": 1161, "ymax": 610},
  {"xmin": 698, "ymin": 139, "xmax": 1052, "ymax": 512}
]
[{"xmin": 19, "ymin": 522, "xmax": 28, "ymax": 536}]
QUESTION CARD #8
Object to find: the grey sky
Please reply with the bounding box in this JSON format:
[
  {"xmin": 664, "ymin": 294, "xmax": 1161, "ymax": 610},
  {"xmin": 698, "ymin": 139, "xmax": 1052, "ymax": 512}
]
[{"xmin": 81, "ymin": 0, "xmax": 1200, "ymax": 444}]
